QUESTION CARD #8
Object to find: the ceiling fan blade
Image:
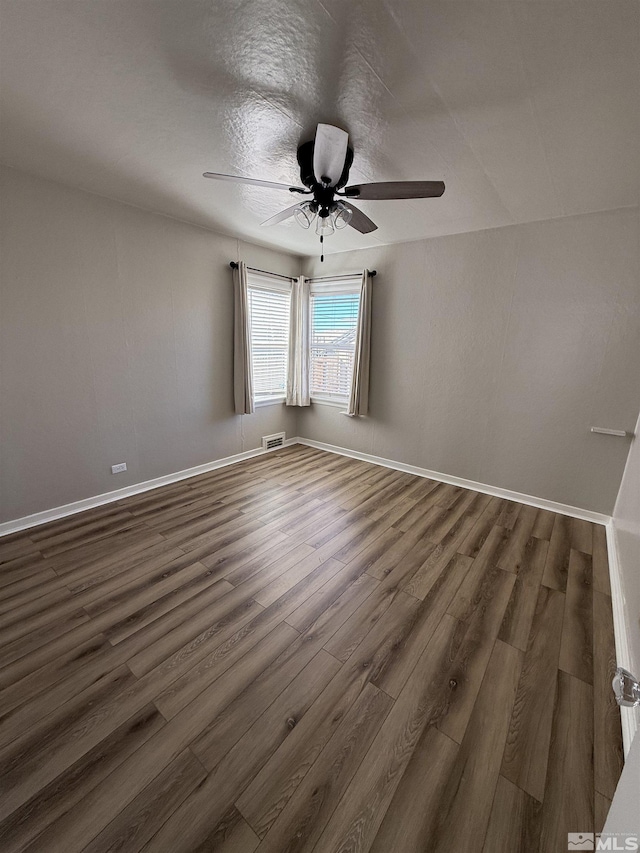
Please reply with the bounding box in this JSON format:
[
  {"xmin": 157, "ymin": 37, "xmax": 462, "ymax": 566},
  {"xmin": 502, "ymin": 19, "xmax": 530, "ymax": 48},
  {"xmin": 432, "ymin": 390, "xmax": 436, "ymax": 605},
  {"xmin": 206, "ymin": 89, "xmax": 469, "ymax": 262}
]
[
  {"xmin": 345, "ymin": 202, "xmax": 378, "ymax": 234},
  {"xmin": 260, "ymin": 204, "xmax": 301, "ymax": 227},
  {"xmin": 344, "ymin": 180, "xmax": 445, "ymax": 200},
  {"xmin": 203, "ymin": 172, "xmax": 305, "ymax": 192},
  {"xmin": 313, "ymin": 124, "xmax": 349, "ymax": 187}
]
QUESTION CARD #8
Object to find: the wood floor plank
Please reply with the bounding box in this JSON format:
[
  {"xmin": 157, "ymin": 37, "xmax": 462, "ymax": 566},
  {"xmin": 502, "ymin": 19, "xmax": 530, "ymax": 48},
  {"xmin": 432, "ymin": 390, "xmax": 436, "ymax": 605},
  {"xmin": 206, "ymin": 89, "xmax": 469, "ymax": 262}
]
[
  {"xmin": 559, "ymin": 549, "xmax": 594, "ymax": 684},
  {"xmin": 149, "ymin": 504, "xmax": 242, "ymax": 541},
  {"xmin": 189, "ymin": 623, "xmax": 352, "ymax": 771},
  {"xmin": 0, "ymin": 704, "xmax": 166, "ymax": 853},
  {"xmin": 323, "ymin": 543, "xmax": 429, "ymax": 663},
  {"xmin": 0, "ymin": 632, "xmax": 115, "ymax": 731},
  {"xmin": 531, "ymin": 509, "xmax": 556, "ymax": 541},
  {"xmin": 81, "ymin": 748, "xmax": 206, "ymax": 853},
  {"xmin": 29, "ymin": 540, "xmax": 179, "ymax": 600},
  {"xmin": 333, "ymin": 525, "xmax": 405, "ymax": 577},
  {"xmin": 310, "ymin": 614, "xmax": 465, "ymax": 853},
  {"xmin": 592, "ymin": 524, "xmax": 611, "ymax": 596},
  {"xmin": 104, "ymin": 569, "xmax": 234, "ymax": 645},
  {"xmin": 252, "ymin": 548, "xmax": 338, "ymax": 608},
  {"xmin": 593, "ymin": 590, "xmax": 624, "ymax": 799},
  {"xmin": 236, "ymin": 592, "xmax": 421, "ymax": 839},
  {"xmin": 437, "ymin": 565, "xmax": 515, "ymax": 743},
  {"xmin": 368, "ymin": 725, "xmax": 459, "ymax": 853},
  {"xmin": 495, "ymin": 498, "xmax": 522, "ymax": 529},
  {"xmin": 191, "ymin": 567, "xmax": 380, "ymax": 769},
  {"xmin": 496, "ymin": 504, "xmax": 540, "ymax": 573},
  {"xmin": 446, "ymin": 529, "xmax": 511, "ymax": 622},
  {"xmin": 144, "ymin": 653, "xmax": 340, "ymax": 852},
  {"xmin": 0, "ymin": 665, "xmax": 138, "ymax": 821},
  {"xmin": 363, "ymin": 521, "xmax": 435, "ymax": 582},
  {"xmin": 500, "ymin": 585, "xmax": 565, "ymax": 801},
  {"xmin": 418, "ymin": 489, "xmax": 487, "ymax": 545},
  {"xmin": 0, "ymin": 535, "xmax": 40, "ymax": 564},
  {"xmin": 22, "ymin": 623, "xmax": 299, "ymax": 853},
  {"xmin": 150, "ymin": 560, "xmax": 345, "ymax": 720},
  {"xmin": 0, "ymin": 566, "xmax": 58, "ymax": 604},
  {"xmin": 190, "ymin": 806, "xmax": 260, "ymax": 853},
  {"xmin": 284, "ymin": 559, "xmax": 376, "ymax": 633},
  {"xmin": 482, "ymin": 774, "xmax": 542, "ymax": 853},
  {"xmin": 80, "ymin": 556, "xmax": 219, "ymax": 615},
  {"xmin": 215, "ymin": 536, "xmax": 312, "ymax": 587},
  {"xmin": 498, "ymin": 536, "xmax": 549, "ymax": 651},
  {"xmin": 595, "ymin": 792, "xmax": 612, "ymax": 834},
  {"xmin": 47, "ymin": 529, "xmax": 168, "ymax": 578},
  {"xmin": 538, "ymin": 671, "xmax": 594, "ymax": 852},
  {"xmin": 458, "ymin": 496, "xmax": 506, "ymax": 557},
  {"xmin": 37, "ymin": 515, "xmax": 143, "ymax": 558},
  {"xmin": 0, "ymin": 608, "xmax": 91, "ymax": 673},
  {"xmin": 542, "ymin": 513, "xmax": 572, "ymax": 592},
  {"xmin": 254, "ymin": 684, "xmax": 392, "ymax": 853},
  {"xmin": 571, "ymin": 517, "xmax": 593, "ymax": 554},
  {"xmin": 0, "ymin": 554, "xmax": 49, "ymax": 588},
  {"xmin": 373, "ymin": 553, "xmax": 473, "ymax": 698},
  {"xmin": 1, "ymin": 587, "xmax": 72, "ymax": 628},
  {"xmin": 399, "ymin": 511, "xmax": 477, "ymax": 599},
  {"xmin": 428, "ymin": 640, "xmax": 523, "ymax": 853}
]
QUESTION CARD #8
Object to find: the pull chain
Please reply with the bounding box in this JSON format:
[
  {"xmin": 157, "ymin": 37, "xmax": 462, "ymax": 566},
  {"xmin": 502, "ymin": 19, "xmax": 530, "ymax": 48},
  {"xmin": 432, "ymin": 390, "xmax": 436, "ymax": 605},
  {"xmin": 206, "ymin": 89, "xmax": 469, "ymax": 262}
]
[{"xmin": 320, "ymin": 234, "xmax": 324, "ymax": 263}]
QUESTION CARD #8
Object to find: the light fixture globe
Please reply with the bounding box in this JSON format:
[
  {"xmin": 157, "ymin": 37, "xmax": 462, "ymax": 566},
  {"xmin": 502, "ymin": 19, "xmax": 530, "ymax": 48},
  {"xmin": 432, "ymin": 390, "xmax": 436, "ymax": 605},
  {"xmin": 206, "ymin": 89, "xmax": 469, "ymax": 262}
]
[
  {"xmin": 293, "ymin": 201, "xmax": 317, "ymax": 229},
  {"xmin": 332, "ymin": 201, "xmax": 353, "ymax": 230},
  {"xmin": 315, "ymin": 211, "xmax": 335, "ymax": 237}
]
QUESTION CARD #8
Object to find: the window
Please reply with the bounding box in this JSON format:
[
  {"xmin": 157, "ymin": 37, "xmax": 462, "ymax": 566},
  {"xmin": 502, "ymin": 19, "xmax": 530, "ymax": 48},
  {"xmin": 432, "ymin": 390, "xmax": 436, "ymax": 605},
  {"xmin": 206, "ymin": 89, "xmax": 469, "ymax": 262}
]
[
  {"xmin": 247, "ymin": 273, "xmax": 291, "ymax": 402},
  {"xmin": 310, "ymin": 284, "xmax": 361, "ymax": 402}
]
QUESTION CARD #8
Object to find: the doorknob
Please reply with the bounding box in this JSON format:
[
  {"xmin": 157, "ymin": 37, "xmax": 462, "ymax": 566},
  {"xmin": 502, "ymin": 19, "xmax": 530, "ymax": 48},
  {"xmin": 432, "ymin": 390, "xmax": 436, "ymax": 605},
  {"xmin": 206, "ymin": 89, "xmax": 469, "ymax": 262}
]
[{"xmin": 612, "ymin": 667, "xmax": 640, "ymax": 707}]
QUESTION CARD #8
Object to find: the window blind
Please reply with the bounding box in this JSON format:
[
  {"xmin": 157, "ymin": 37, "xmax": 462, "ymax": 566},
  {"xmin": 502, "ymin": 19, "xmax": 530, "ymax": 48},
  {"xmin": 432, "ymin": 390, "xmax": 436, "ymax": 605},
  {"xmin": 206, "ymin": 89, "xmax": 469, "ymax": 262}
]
[
  {"xmin": 310, "ymin": 292, "xmax": 361, "ymax": 399},
  {"xmin": 247, "ymin": 285, "xmax": 291, "ymax": 399}
]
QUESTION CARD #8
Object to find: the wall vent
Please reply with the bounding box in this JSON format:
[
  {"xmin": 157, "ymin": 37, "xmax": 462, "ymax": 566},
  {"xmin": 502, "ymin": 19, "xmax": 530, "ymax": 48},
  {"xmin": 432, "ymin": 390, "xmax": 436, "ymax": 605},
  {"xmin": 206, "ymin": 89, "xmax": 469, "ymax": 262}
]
[{"xmin": 262, "ymin": 432, "xmax": 286, "ymax": 451}]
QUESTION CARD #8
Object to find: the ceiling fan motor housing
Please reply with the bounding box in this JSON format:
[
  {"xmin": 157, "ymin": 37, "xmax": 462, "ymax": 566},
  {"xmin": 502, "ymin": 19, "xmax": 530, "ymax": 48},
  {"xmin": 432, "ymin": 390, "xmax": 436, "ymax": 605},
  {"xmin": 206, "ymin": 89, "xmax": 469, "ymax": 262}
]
[{"xmin": 297, "ymin": 140, "xmax": 354, "ymax": 198}]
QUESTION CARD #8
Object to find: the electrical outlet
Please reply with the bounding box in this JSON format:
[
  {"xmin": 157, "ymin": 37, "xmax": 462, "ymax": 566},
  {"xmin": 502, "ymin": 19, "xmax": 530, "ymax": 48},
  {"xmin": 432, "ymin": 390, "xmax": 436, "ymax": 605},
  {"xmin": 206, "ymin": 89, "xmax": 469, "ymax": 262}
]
[{"xmin": 111, "ymin": 462, "xmax": 127, "ymax": 474}]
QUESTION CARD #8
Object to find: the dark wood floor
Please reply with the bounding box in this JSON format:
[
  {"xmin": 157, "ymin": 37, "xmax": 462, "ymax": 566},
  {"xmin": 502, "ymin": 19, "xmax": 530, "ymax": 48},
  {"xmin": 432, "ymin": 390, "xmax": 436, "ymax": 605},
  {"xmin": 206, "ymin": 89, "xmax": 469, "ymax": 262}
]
[{"xmin": 0, "ymin": 444, "xmax": 624, "ymax": 852}]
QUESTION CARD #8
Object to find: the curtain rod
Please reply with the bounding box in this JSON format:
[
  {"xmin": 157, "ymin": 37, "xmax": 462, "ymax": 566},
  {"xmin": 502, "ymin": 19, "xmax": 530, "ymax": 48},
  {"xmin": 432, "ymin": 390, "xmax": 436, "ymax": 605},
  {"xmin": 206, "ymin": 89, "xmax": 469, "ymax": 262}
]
[
  {"xmin": 228, "ymin": 262, "xmax": 294, "ymax": 282},
  {"xmin": 305, "ymin": 270, "xmax": 376, "ymax": 283},
  {"xmin": 229, "ymin": 262, "xmax": 376, "ymax": 282}
]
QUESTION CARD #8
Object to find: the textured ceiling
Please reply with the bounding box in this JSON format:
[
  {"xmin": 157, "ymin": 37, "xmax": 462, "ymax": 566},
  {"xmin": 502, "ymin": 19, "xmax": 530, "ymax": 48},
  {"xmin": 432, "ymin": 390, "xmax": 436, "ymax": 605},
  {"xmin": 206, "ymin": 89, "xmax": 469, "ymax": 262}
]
[{"xmin": 1, "ymin": 0, "xmax": 638, "ymax": 256}]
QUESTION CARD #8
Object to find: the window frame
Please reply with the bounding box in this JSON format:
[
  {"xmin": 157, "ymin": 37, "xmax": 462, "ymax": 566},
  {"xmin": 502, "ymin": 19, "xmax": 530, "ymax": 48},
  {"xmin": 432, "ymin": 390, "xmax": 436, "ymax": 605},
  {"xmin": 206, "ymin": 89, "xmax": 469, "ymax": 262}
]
[
  {"xmin": 309, "ymin": 279, "xmax": 361, "ymax": 406},
  {"xmin": 246, "ymin": 272, "xmax": 293, "ymax": 405}
]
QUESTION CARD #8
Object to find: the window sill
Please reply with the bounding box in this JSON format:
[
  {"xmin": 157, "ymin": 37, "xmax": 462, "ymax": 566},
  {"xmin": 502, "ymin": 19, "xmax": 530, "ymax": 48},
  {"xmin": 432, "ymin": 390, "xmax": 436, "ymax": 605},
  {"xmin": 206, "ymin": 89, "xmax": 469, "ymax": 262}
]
[
  {"xmin": 254, "ymin": 397, "xmax": 286, "ymax": 408},
  {"xmin": 311, "ymin": 396, "xmax": 348, "ymax": 410}
]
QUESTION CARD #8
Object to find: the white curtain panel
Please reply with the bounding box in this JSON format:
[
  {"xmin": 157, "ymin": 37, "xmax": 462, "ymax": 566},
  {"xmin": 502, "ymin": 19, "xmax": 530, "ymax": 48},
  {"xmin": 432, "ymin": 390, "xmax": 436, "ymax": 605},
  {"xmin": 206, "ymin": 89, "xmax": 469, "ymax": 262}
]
[
  {"xmin": 347, "ymin": 270, "xmax": 373, "ymax": 417},
  {"xmin": 233, "ymin": 261, "xmax": 255, "ymax": 415},
  {"xmin": 286, "ymin": 275, "xmax": 311, "ymax": 407}
]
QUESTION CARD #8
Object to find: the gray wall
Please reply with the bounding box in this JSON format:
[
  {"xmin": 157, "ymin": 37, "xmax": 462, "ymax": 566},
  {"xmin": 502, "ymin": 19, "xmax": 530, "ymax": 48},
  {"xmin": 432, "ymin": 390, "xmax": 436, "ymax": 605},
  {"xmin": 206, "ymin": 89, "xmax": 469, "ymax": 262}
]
[
  {"xmin": 299, "ymin": 207, "xmax": 640, "ymax": 513},
  {"xmin": 612, "ymin": 408, "xmax": 640, "ymax": 682},
  {"xmin": 1, "ymin": 165, "xmax": 638, "ymax": 524},
  {"xmin": 0, "ymin": 166, "xmax": 300, "ymax": 522}
]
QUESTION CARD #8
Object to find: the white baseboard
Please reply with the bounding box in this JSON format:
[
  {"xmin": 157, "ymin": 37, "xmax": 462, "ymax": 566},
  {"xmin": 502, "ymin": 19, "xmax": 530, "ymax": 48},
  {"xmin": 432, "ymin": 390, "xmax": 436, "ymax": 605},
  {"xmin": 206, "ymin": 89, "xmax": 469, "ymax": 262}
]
[
  {"xmin": 0, "ymin": 439, "xmax": 298, "ymax": 538},
  {"xmin": 295, "ymin": 437, "xmax": 611, "ymax": 525},
  {"xmin": 606, "ymin": 520, "xmax": 640, "ymax": 756}
]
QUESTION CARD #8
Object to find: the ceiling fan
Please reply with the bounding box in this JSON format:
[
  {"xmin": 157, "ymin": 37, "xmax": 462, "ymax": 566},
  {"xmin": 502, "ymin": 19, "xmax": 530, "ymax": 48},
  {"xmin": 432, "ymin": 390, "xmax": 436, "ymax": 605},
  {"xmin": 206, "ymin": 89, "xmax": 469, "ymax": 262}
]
[{"xmin": 204, "ymin": 123, "xmax": 445, "ymax": 259}]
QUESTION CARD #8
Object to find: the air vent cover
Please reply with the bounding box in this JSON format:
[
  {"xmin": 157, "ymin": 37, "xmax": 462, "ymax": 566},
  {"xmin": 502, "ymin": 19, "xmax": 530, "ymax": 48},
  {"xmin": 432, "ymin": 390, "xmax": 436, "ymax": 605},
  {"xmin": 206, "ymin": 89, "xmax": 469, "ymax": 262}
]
[{"xmin": 262, "ymin": 432, "xmax": 286, "ymax": 451}]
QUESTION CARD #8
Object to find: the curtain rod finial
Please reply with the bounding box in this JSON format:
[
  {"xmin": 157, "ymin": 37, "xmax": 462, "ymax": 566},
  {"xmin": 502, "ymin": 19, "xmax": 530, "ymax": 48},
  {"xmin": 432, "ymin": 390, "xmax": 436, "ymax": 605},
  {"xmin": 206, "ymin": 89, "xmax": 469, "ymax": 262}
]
[{"xmin": 229, "ymin": 261, "xmax": 239, "ymax": 269}]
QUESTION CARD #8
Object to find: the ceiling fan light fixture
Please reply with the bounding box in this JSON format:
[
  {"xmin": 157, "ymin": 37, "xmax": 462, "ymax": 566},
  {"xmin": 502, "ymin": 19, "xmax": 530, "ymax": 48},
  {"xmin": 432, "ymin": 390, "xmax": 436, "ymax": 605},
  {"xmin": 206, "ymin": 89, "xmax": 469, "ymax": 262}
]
[
  {"xmin": 332, "ymin": 201, "xmax": 353, "ymax": 230},
  {"xmin": 293, "ymin": 201, "xmax": 316, "ymax": 229},
  {"xmin": 315, "ymin": 212, "xmax": 335, "ymax": 237}
]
